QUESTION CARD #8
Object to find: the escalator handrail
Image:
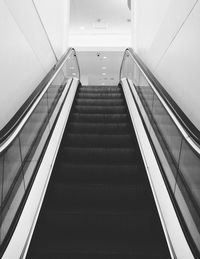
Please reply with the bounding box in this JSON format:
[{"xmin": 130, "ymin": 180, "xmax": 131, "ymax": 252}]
[
  {"xmin": 0, "ymin": 47, "xmax": 79, "ymax": 153},
  {"xmin": 121, "ymin": 48, "xmax": 200, "ymax": 155}
]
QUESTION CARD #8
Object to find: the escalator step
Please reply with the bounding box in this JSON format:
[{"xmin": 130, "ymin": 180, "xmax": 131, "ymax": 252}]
[
  {"xmin": 35, "ymin": 209, "xmax": 160, "ymax": 236},
  {"xmin": 62, "ymin": 147, "xmax": 138, "ymax": 164},
  {"xmin": 79, "ymin": 88, "xmax": 121, "ymax": 93},
  {"xmin": 53, "ymin": 163, "xmax": 146, "ymax": 183},
  {"xmin": 75, "ymin": 98, "xmax": 125, "ymax": 106},
  {"xmin": 67, "ymin": 122, "xmax": 131, "ymax": 134},
  {"xmin": 70, "ymin": 113, "xmax": 129, "ymax": 123},
  {"xmin": 28, "ymin": 250, "xmax": 170, "ymax": 259},
  {"xmin": 46, "ymin": 182, "xmax": 153, "ymax": 210},
  {"xmin": 77, "ymin": 92, "xmax": 122, "ymax": 99},
  {"xmin": 73, "ymin": 105, "xmax": 127, "ymax": 114},
  {"xmin": 80, "ymin": 86, "xmax": 120, "ymax": 90},
  {"xmin": 62, "ymin": 133, "xmax": 136, "ymax": 148}
]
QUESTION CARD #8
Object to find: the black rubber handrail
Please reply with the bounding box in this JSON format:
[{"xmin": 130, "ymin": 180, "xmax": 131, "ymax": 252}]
[
  {"xmin": 121, "ymin": 48, "xmax": 200, "ymax": 148},
  {"xmin": 0, "ymin": 47, "xmax": 78, "ymax": 147}
]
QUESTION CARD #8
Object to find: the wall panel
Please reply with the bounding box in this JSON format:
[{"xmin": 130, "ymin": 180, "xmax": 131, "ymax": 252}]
[
  {"xmin": 132, "ymin": 0, "xmax": 200, "ymax": 129},
  {"xmin": 33, "ymin": 0, "xmax": 70, "ymax": 59},
  {"xmin": 0, "ymin": 0, "xmax": 48, "ymax": 129},
  {"xmin": 154, "ymin": 1, "xmax": 200, "ymax": 129}
]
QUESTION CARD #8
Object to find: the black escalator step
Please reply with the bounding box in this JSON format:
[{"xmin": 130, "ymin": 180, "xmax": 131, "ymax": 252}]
[
  {"xmin": 29, "ymin": 207, "xmax": 169, "ymax": 258},
  {"xmin": 79, "ymin": 88, "xmax": 121, "ymax": 93},
  {"xmin": 73, "ymin": 105, "xmax": 127, "ymax": 114},
  {"xmin": 33, "ymin": 209, "xmax": 160, "ymax": 242},
  {"xmin": 63, "ymin": 134, "xmax": 136, "ymax": 148},
  {"xmin": 54, "ymin": 163, "xmax": 145, "ymax": 183},
  {"xmin": 75, "ymin": 99, "xmax": 124, "ymax": 106},
  {"xmin": 77, "ymin": 92, "xmax": 122, "ymax": 99},
  {"xmin": 67, "ymin": 122, "xmax": 131, "ymax": 134},
  {"xmin": 80, "ymin": 85, "xmax": 120, "ymax": 90},
  {"xmin": 47, "ymin": 183, "xmax": 153, "ymax": 210},
  {"xmin": 62, "ymin": 147, "xmax": 138, "ymax": 164},
  {"xmin": 29, "ymin": 206, "xmax": 170, "ymax": 258},
  {"xmin": 69, "ymin": 113, "xmax": 129, "ymax": 123},
  {"xmin": 28, "ymin": 250, "xmax": 170, "ymax": 259}
]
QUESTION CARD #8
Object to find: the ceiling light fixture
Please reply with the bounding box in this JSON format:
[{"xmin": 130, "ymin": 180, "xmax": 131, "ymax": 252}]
[
  {"xmin": 102, "ymin": 66, "xmax": 107, "ymax": 70},
  {"xmin": 102, "ymin": 73, "xmax": 106, "ymax": 76}
]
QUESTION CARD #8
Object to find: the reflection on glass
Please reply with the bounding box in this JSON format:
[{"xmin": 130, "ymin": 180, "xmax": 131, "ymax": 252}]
[
  {"xmin": 0, "ymin": 156, "xmax": 3, "ymax": 208},
  {"xmin": 152, "ymin": 95, "xmax": 183, "ymax": 166},
  {"xmin": 20, "ymin": 95, "xmax": 48, "ymax": 162},
  {"xmin": 2, "ymin": 137, "xmax": 22, "ymax": 202},
  {"xmin": 179, "ymin": 140, "xmax": 200, "ymax": 209}
]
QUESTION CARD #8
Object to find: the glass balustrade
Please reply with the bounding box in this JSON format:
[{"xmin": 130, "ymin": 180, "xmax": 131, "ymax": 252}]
[
  {"xmin": 121, "ymin": 50, "xmax": 200, "ymax": 255},
  {"xmin": 0, "ymin": 49, "xmax": 79, "ymax": 246}
]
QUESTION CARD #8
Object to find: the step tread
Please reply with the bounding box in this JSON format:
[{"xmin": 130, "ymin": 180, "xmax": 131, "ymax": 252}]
[
  {"xmin": 67, "ymin": 122, "xmax": 132, "ymax": 134},
  {"xmin": 46, "ymin": 182, "xmax": 153, "ymax": 211},
  {"xmin": 77, "ymin": 93, "xmax": 122, "ymax": 99},
  {"xmin": 70, "ymin": 113, "xmax": 129, "ymax": 123},
  {"xmin": 75, "ymin": 98, "xmax": 125, "ymax": 106},
  {"xmin": 63, "ymin": 133, "xmax": 136, "ymax": 148},
  {"xmin": 54, "ymin": 163, "xmax": 145, "ymax": 183}
]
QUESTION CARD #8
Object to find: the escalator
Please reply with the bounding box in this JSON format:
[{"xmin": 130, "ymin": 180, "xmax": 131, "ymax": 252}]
[
  {"xmin": 2, "ymin": 48, "xmax": 199, "ymax": 259},
  {"xmin": 26, "ymin": 84, "xmax": 171, "ymax": 258}
]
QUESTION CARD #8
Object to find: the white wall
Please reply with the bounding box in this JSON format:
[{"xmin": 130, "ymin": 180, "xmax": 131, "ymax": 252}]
[
  {"xmin": 0, "ymin": 0, "xmax": 70, "ymax": 130},
  {"xmin": 132, "ymin": 0, "xmax": 200, "ymax": 130},
  {"xmin": 70, "ymin": 34, "xmax": 131, "ymax": 49},
  {"xmin": 34, "ymin": 0, "xmax": 70, "ymax": 59},
  {"xmin": 69, "ymin": 0, "xmax": 131, "ymax": 48}
]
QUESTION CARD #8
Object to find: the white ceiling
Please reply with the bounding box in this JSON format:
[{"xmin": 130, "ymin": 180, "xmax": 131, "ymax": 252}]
[
  {"xmin": 69, "ymin": 0, "xmax": 131, "ymax": 47},
  {"xmin": 70, "ymin": 0, "xmax": 131, "ymax": 33},
  {"xmin": 77, "ymin": 51, "xmax": 124, "ymax": 86}
]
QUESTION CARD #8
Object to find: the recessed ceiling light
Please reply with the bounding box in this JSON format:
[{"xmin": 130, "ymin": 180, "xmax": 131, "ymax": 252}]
[
  {"xmin": 102, "ymin": 66, "xmax": 107, "ymax": 70},
  {"xmin": 103, "ymin": 56, "xmax": 107, "ymax": 59},
  {"xmin": 102, "ymin": 72, "xmax": 106, "ymax": 76}
]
